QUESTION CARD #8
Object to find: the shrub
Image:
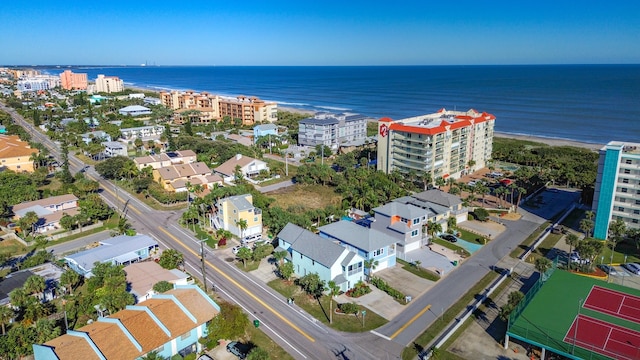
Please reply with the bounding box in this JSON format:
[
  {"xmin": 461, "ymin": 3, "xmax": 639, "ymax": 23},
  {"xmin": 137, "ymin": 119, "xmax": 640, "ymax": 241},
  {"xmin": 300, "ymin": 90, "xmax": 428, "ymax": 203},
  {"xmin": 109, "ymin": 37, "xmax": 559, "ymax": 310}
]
[
  {"xmin": 370, "ymin": 276, "xmax": 406, "ymax": 301},
  {"xmin": 218, "ymin": 238, "xmax": 227, "ymax": 246},
  {"xmin": 346, "ymin": 281, "xmax": 371, "ymax": 297},
  {"xmin": 338, "ymin": 302, "xmax": 359, "ymax": 315}
]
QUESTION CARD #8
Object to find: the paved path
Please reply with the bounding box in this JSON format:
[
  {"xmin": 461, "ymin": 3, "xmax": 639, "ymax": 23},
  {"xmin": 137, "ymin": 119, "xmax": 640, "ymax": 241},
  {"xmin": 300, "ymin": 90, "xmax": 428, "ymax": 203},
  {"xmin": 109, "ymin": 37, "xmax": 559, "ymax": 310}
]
[{"xmin": 255, "ymin": 179, "xmax": 295, "ymax": 193}]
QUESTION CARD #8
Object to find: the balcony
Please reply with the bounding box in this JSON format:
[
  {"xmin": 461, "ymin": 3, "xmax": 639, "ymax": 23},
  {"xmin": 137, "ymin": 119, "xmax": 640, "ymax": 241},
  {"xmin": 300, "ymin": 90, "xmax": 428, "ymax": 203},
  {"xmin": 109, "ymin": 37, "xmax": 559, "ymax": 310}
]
[{"xmin": 347, "ymin": 268, "xmax": 363, "ymax": 277}]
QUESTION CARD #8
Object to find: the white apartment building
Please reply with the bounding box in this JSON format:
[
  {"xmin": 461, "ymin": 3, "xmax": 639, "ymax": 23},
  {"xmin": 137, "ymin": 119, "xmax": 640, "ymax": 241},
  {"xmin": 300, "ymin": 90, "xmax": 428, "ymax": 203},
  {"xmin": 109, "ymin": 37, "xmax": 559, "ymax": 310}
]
[
  {"xmin": 298, "ymin": 112, "xmax": 368, "ymax": 151},
  {"xmin": 95, "ymin": 74, "xmax": 124, "ymax": 93},
  {"xmin": 592, "ymin": 141, "xmax": 640, "ymax": 239},
  {"xmin": 16, "ymin": 75, "xmax": 60, "ymax": 92},
  {"xmin": 377, "ymin": 108, "xmax": 495, "ymax": 180}
]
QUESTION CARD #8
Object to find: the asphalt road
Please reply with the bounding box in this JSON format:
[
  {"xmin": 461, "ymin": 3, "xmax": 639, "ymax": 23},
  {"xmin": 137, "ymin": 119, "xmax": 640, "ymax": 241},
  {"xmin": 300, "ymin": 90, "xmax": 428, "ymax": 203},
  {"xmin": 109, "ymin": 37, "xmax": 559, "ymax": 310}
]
[
  {"xmin": 2, "ymin": 102, "xmax": 402, "ymax": 360},
  {"xmin": 47, "ymin": 230, "xmax": 112, "ymax": 256}
]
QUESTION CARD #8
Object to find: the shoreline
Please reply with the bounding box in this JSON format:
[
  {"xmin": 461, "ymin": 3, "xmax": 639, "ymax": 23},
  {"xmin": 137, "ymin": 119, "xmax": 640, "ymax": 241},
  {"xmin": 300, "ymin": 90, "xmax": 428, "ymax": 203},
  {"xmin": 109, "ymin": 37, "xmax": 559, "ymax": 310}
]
[{"xmin": 124, "ymin": 84, "xmax": 603, "ymax": 150}]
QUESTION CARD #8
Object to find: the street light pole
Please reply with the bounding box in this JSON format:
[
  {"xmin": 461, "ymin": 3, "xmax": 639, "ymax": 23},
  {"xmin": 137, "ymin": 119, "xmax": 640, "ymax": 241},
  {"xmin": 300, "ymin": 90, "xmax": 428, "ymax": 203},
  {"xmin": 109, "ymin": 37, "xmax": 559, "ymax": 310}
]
[{"xmin": 200, "ymin": 239, "xmax": 207, "ymax": 293}]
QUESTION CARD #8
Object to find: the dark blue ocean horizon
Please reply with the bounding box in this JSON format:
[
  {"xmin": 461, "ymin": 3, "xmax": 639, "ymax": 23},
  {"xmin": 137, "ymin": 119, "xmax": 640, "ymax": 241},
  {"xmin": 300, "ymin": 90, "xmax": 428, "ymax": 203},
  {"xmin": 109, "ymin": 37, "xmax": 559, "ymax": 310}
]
[{"xmin": 43, "ymin": 64, "xmax": 640, "ymax": 144}]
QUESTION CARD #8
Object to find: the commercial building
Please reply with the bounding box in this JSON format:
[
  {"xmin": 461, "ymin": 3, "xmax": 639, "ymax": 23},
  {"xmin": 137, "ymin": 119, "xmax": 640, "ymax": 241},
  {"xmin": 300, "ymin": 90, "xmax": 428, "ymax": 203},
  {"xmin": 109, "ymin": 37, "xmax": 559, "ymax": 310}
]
[
  {"xmin": 33, "ymin": 285, "xmax": 220, "ymax": 360},
  {"xmin": 377, "ymin": 108, "xmax": 495, "ymax": 181},
  {"xmin": 298, "ymin": 112, "xmax": 368, "ymax": 151},
  {"xmin": 159, "ymin": 90, "xmax": 277, "ymax": 126},
  {"xmin": 592, "ymin": 141, "xmax": 640, "ymax": 239},
  {"xmin": 0, "ymin": 134, "xmax": 38, "ymax": 172},
  {"xmin": 59, "ymin": 70, "xmax": 88, "ymax": 90},
  {"xmin": 95, "ymin": 74, "xmax": 124, "ymax": 93}
]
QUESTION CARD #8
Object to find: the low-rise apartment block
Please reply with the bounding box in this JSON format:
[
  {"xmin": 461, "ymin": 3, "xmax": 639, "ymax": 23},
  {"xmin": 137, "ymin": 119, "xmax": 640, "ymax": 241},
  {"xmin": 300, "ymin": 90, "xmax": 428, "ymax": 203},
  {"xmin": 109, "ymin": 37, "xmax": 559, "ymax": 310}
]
[
  {"xmin": 152, "ymin": 162, "xmax": 221, "ymax": 193},
  {"xmin": 298, "ymin": 112, "xmax": 368, "ymax": 151},
  {"xmin": 377, "ymin": 108, "xmax": 495, "ymax": 181},
  {"xmin": 160, "ymin": 90, "xmax": 277, "ymax": 126},
  {"xmin": 0, "ymin": 134, "xmax": 38, "ymax": 172},
  {"xmin": 16, "ymin": 75, "xmax": 60, "ymax": 92},
  {"xmin": 592, "ymin": 141, "xmax": 640, "ymax": 239},
  {"xmin": 120, "ymin": 125, "xmax": 165, "ymax": 141},
  {"xmin": 134, "ymin": 150, "xmax": 197, "ymax": 170}
]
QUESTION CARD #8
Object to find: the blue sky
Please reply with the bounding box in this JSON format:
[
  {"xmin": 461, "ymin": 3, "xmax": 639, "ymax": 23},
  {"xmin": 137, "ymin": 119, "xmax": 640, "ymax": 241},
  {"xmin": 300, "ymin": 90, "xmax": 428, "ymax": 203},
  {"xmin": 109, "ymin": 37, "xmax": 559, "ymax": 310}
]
[{"xmin": 1, "ymin": 0, "xmax": 638, "ymax": 65}]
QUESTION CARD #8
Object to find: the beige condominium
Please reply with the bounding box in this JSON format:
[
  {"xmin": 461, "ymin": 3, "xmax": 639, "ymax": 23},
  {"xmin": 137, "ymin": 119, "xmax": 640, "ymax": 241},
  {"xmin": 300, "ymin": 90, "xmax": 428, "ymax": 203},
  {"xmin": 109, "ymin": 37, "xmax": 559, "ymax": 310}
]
[{"xmin": 377, "ymin": 108, "xmax": 495, "ymax": 181}]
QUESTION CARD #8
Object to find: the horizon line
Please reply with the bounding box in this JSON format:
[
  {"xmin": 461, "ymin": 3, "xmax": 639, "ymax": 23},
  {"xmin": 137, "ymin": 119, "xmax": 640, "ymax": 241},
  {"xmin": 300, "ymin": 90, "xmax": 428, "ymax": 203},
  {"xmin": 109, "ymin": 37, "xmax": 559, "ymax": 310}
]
[{"xmin": 3, "ymin": 63, "xmax": 640, "ymax": 68}]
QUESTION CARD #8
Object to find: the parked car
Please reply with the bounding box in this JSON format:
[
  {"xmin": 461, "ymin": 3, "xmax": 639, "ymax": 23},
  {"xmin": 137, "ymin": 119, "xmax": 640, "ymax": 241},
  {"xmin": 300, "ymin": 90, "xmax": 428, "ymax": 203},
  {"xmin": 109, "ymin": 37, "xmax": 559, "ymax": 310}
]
[
  {"xmin": 623, "ymin": 263, "xmax": 640, "ymax": 275},
  {"xmin": 197, "ymin": 354, "xmax": 214, "ymax": 360},
  {"xmin": 441, "ymin": 234, "xmax": 458, "ymax": 243},
  {"xmin": 241, "ymin": 233, "xmax": 263, "ymax": 245},
  {"xmin": 232, "ymin": 245, "xmax": 249, "ymax": 255},
  {"xmin": 226, "ymin": 341, "xmax": 249, "ymax": 359},
  {"xmin": 570, "ymin": 252, "xmax": 590, "ymax": 264},
  {"xmin": 468, "ymin": 181, "xmax": 477, "ymax": 186},
  {"xmin": 598, "ymin": 264, "xmax": 618, "ymax": 275}
]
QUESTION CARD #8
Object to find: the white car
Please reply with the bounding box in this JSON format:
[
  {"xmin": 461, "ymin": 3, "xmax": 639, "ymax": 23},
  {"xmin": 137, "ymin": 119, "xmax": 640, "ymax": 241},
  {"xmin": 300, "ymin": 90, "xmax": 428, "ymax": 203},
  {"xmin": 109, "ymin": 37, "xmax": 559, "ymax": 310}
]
[
  {"xmin": 623, "ymin": 263, "xmax": 640, "ymax": 275},
  {"xmin": 241, "ymin": 233, "xmax": 263, "ymax": 245}
]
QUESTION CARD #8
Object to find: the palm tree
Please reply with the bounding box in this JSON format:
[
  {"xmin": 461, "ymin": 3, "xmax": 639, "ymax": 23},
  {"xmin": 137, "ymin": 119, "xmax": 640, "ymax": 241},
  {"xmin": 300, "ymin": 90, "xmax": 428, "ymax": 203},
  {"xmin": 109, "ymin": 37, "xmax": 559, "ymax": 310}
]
[
  {"xmin": 565, "ymin": 233, "xmax": 580, "ymax": 261},
  {"xmin": 273, "ymin": 250, "xmax": 288, "ymax": 266},
  {"xmin": 515, "ymin": 187, "xmax": 527, "ymax": 212},
  {"xmin": 535, "ymin": 257, "xmax": 552, "ymax": 274},
  {"xmin": 0, "ymin": 306, "xmax": 14, "ymax": 335},
  {"xmin": 24, "ymin": 275, "xmax": 46, "ymax": 301},
  {"xmin": 327, "ymin": 280, "xmax": 340, "ymax": 324},
  {"xmin": 60, "ymin": 269, "xmax": 80, "ymax": 296},
  {"xmin": 364, "ymin": 259, "xmax": 379, "ymax": 282},
  {"xmin": 237, "ymin": 219, "xmax": 248, "ymax": 239}
]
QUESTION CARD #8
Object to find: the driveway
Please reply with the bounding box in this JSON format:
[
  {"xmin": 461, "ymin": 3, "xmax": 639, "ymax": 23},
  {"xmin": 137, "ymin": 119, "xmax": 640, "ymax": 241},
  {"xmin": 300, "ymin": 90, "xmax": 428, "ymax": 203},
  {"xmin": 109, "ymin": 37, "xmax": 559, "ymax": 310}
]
[{"xmin": 402, "ymin": 247, "xmax": 456, "ymax": 276}]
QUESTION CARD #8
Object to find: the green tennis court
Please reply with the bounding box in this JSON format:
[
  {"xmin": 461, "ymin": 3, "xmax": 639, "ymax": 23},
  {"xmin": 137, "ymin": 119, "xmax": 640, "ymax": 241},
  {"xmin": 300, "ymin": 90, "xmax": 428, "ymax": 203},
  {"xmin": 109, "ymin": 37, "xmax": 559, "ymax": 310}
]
[{"xmin": 507, "ymin": 270, "xmax": 640, "ymax": 359}]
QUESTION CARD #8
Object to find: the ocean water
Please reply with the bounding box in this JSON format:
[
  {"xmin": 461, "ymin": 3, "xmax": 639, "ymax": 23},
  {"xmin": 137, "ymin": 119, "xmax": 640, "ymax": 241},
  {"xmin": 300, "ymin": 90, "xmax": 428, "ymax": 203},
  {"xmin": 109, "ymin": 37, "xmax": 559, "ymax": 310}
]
[{"xmin": 46, "ymin": 65, "xmax": 640, "ymax": 144}]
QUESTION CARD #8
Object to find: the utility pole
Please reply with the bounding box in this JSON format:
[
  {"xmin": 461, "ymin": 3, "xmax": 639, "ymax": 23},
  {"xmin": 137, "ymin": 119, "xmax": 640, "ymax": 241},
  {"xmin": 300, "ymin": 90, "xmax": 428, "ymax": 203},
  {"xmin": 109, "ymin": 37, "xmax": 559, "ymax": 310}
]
[
  {"xmin": 201, "ymin": 239, "xmax": 207, "ymax": 293},
  {"xmin": 285, "ymin": 150, "xmax": 289, "ymax": 176}
]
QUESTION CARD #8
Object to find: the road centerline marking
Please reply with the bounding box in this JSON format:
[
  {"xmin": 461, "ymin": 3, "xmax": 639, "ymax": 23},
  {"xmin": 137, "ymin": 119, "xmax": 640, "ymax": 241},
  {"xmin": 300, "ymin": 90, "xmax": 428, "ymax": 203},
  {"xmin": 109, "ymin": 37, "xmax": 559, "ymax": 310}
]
[
  {"xmin": 157, "ymin": 226, "xmax": 315, "ymax": 343},
  {"xmin": 390, "ymin": 304, "xmax": 431, "ymax": 339}
]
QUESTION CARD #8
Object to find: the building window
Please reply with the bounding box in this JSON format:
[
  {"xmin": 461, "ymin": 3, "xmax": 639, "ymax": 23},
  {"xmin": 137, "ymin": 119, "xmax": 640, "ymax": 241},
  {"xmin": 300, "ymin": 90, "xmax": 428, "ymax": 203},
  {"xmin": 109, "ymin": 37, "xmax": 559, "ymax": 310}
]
[
  {"xmin": 634, "ymin": 219, "xmax": 639, "ymax": 224},
  {"xmin": 624, "ymin": 169, "xmax": 631, "ymax": 174},
  {"xmin": 634, "ymin": 210, "xmax": 640, "ymax": 215},
  {"xmin": 254, "ymin": 217, "xmax": 258, "ymax": 222},
  {"xmin": 620, "ymin": 198, "xmax": 626, "ymax": 203},
  {"xmin": 636, "ymin": 200, "xmax": 640, "ymax": 205},
  {"xmin": 312, "ymin": 260, "xmax": 315, "ymax": 266},
  {"xmin": 413, "ymin": 217, "xmax": 420, "ymax": 224},
  {"xmin": 233, "ymin": 209, "xmax": 237, "ymax": 213},
  {"xmin": 411, "ymin": 229, "xmax": 419, "ymax": 237},
  {"xmin": 180, "ymin": 331, "xmax": 191, "ymax": 340},
  {"xmin": 622, "ymin": 188, "xmax": 628, "ymax": 193},
  {"xmin": 618, "ymin": 207, "xmax": 625, "ymax": 212},
  {"xmin": 626, "ymin": 159, "xmax": 632, "ymax": 164},
  {"xmin": 623, "ymin": 179, "xmax": 629, "ymax": 184}
]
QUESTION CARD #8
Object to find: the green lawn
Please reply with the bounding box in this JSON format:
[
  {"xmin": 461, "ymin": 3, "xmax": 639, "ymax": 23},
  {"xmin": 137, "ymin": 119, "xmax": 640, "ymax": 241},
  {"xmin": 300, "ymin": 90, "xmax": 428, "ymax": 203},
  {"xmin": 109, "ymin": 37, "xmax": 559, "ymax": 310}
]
[
  {"xmin": 510, "ymin": 221, "xmax": 550, "ymax": 258},
  {"xmin": 267, "ymin": 278, "xmax": 387, "ymax": 332},
  {"xmin": 455, "ymin": 228, "xmax": 489, "ymax": 244},
  {"xmin": 601, "ymin": 239, "xmax": 640, "ymax": 264},
  {"xmin": 245, "ymin": 326, "xmax": 295, "ymax": 360},
  {"xmin": 397, "ymin": 259, "xmax": 441, "ymax": 281}
]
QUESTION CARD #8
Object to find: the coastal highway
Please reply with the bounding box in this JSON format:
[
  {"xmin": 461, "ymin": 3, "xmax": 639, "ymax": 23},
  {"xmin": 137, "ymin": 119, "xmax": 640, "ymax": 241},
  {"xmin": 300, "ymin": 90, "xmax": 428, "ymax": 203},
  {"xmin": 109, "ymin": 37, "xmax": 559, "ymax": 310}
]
[{"xmin": 1, "ymin": 102, "xmax": 403, "ymax": 359}]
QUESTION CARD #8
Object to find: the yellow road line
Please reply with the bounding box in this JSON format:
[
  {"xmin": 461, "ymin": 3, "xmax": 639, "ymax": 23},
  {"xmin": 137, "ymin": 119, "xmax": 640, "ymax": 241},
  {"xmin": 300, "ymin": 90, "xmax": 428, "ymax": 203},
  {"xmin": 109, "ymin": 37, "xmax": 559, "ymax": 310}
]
[
  {"xmin": 158, "ymin": 226, "xmax": 315, "ymax": 343},
  {"xmin": 390, "ymin": 304, "xmax": 431, "ymax": 339},
  {"xmin": 99, "ymin": 182, "xmax": 142, "ymax": 215}
]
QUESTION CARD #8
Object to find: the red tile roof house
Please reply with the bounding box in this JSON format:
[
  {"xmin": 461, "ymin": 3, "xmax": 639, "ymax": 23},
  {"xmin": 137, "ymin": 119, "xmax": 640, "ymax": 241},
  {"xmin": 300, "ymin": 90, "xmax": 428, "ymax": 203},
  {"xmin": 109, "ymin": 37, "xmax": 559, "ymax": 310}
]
[{"xmin": 33, "ymin": 285, "xmax": 220, "ymax": 360}]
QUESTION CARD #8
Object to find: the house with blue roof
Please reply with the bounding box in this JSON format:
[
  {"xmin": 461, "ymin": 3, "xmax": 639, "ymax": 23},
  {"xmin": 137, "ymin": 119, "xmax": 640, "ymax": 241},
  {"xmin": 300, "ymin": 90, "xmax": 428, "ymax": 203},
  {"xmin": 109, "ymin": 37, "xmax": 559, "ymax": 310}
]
[
  {"xmin": 253, "ymin": 123, "xmax": 278, "ymax": 144},
  {"xmin": 276, "ymin": 223, "xmax": 365, "ymax": 292},
  {"xmin": 33, "ymin": 285, "xmax": 219, "ymax": 360},
  {"xmin": 318, "ymin": 220, "xmax": 397, "ymax": 275},
  {"xmin": 64, "ymin": 234, "xmax": 158, "ymax": 277}
]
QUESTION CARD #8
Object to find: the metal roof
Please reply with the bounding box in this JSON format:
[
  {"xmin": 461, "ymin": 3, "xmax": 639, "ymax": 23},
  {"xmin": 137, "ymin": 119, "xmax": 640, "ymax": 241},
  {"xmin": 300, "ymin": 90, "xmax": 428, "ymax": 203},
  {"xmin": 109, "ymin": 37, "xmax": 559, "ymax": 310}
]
[
  {"xmin": 319, "ymin": 221, "xmax": 398, "ymax": 252},
  {"xmin": 65, "ymin": 235, "xmax": 157, "ymax": 274}
]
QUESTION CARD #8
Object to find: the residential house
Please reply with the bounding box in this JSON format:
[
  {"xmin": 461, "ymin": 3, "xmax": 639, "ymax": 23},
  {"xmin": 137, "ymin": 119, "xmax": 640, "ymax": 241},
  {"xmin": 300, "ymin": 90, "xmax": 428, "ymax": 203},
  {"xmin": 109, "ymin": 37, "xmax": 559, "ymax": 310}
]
[
  {"xmin": 318, "ymin": 221, "xmax": 397, "ymax": 274},
  {"xmin": 210, "ymin": 194, "xmax": 262, "ymax": 238},
  {"xmin": 370, "ymin": 189, "xmax": 467, "ymax": 258},
  {"xmin": 0, "ymin": 134, "xmax": 38, "ymax": 172},
  {"xmin": 214, "ymin": 154, "xmax": 269, "ymax": 181},
  {"xmin": 134, "ymin": 150, "xmax": 197, "ymax": 171},
  {"xmin": 80, "ymin": 131, "xmax": 111, "ymax": 145},
  {"xmin": 298, "ymin": 112, "xmax": 368, "ymax": 150},
  {"xmin": 276, "ymin": 223, "xmax": 365, "ymax": 292},
  {"xmin": 33, "ymin": 285, "xmax": 220, "ymax": 360},
  {"xmin": 120, "ymin": 125, "xmax": 165, "ymax": 141},
  {"xmin": 0, "ymin": 125, "xmax": 6, "ymax": 134},
  {"xmin": 0, "ymin": 263, "xmax": 64, "ymax": 306},
  {"xmin": 12, "ymin": 194, "xmax": 79, "ymax": 233},
  {"xmin": 153, "ymin": 162, "xmax": 221, "ymax": 193},
  {"xmin": 124, "ymin": 262, "xmax": 192, "ymax": 303},
  {"xmin": 64, "ymin": 234, "xmax": 159, "ymax": 277},
  {"xmin": 253, "ymin": 123, "xmax": 278, "ymax": 143},
  {"xmin": 227, "ymin": 133, "xmax": 253, "ymax": 147},
  {"xmin": 102, "ymin": 141, "xmax": 127, "ymax": 157},
  {"xmin": 119, "ymin": 105, "xmax": 152, "ymax": 117},
  {"xmin": 377, "ymin": 108, "xmax": 495, "ymax": 180}
]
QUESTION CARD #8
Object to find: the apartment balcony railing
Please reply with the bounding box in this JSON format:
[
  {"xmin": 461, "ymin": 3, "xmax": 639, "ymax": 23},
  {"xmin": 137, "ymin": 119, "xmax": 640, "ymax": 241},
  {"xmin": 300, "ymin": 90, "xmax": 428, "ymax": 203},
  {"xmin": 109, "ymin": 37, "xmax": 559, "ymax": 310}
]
[{"xmin": 347, "ymin": 269, "xmax": 363, "ymax": 277}]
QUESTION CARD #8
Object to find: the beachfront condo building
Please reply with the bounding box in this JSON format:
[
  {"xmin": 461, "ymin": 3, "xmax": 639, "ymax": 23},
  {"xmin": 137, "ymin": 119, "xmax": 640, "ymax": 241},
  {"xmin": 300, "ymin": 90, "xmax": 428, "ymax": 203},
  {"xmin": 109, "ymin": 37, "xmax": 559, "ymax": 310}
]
[
  {"xmin": 592, "ymin": 141, "xmax": 640, "ymax": 240},
  {"xmin": 16, "ymin": 75, "xmax": 60, "ymax": 92},
  {"xmin": 159, "ymin": 90, "xmax": 277, "ymax": 126},
  {"xmin": 298, "ymin": 112, "xmax": 368, "ymax": 151},
  {"xmin": 376, "ymin": 108, "xmax": 496, "ymax": 181},
  {"xmin": 95, "ymin": 74, "xmax": 124, "ymax": 93},
  {"xmin": 59, "ymin": 70, "xmax": 88, "ymax": 90}
]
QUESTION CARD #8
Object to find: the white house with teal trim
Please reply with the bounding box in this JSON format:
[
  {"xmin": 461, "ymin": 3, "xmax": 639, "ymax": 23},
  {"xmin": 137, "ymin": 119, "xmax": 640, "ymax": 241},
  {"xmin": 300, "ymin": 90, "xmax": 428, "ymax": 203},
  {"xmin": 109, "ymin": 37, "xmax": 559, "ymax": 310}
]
[
  {"xmin": 33, "ymin": 285, "xmax": 220, "ymax": 360},
  {"xmin": 592, "ymin": 141, "xmax": 640, "ymax": 239},
  {"xmin": 276, "ymin": 223, "xmax": 365, "ymax": 292},
  {"xmin": 318, "ymin": 220, "xmax": 397, "ymax": 275}
]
